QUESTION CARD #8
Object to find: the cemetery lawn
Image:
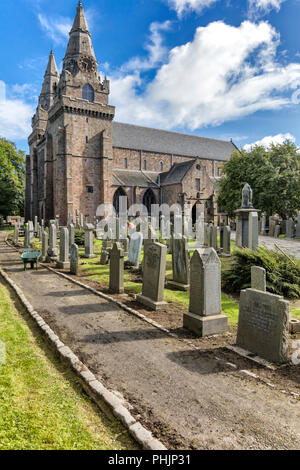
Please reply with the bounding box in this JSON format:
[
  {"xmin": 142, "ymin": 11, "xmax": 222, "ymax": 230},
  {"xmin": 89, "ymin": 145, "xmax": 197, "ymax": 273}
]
[{"xmin": 0, "ymin": 280, "xmax": 138, "ymax": 450}]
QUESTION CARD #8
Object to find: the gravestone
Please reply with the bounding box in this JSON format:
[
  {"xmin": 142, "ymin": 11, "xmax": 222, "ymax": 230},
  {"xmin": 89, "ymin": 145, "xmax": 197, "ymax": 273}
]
[
  {"xmin": 251, "ymin": 266, "xmax": 266, "ymax": 292},
  {"xmin": 28, "ymin": 221, "xmax": 34, "ymax": 244},
  {"xmin": 70, "ymin": 243, "xmax": 79, "ymax": 275},
  {"xmin": 296, "ymin": 214, "xmax": 300, "ymax": 238},
  {"xmin": 24, "ymin": 224, "xmax": 30, "ymax": 248},
  {"xmin": 127, "ymin": 232, "xmax": 143, "ymax": 267},
  {"xmin": 167, "ymin": 236, "xmax": 190, "ymax": 291},
  {"xmin": 183, "ymin": 248, "xmax": 228, "ymax": 337},
  {"xmin": 212, "ymin": 226, "xmax": 218, "ymax": 251},
  {"xmin": 34, "ymin": 216, "xmax": 38, "ymax": 235},
  {"xmin": 41, "ymin": 230, "xmax": 49, "ymax": 262},
  {"xmin": 56, "ymin": 228, "xmax": 70, "ymax": 269},
  {"xmin": 248, "ymin": 211, "xmax": 259, "ymax": 250},
  {"xmin": 137, "ymin": 241, "xmax": 168, "ymax": 310},
  {"xmin": 222, "ymin": 226, "xmax": 231, "ymax": 257},
  {"xmin": 237, "ymin": 289, "xmax": 289, "ymax": 363},
  {"xmin": 274, "ymin": 225, "xmax": 280, "ymax": 238},
  {"xmin": 286, "ymin": 218, "xmax": 294, "ymax": 239},
  {"xmin": 109, "ymin": 243, "xmax": 124, "ymax": 294},
  {"xmin": 80, "ymin": 214, "xmax": 84, "ymax": 228},
  {"xmin": 260, "ymin": 215, "xmax": 267, "ymax": 235},
  {"xmin": 100, "ymin": 239, "xmax": 112, "ymax": 265},
  {"xmin": 84, "ymin": 224, "xmax": 96, "ymax": 258},
  {"xmin": 13, "ymin": 225, "xmax": 19, "ymax": 244},
  {"xmin": 47, "ymin": 223, "xmax": 58, "ymax": 260},
  {"xmin": 68, "ymin": 223, "xmax": 75, "ymax": 249}
]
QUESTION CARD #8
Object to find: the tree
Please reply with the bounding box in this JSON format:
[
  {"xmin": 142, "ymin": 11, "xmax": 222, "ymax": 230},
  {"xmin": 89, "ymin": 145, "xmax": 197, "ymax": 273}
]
[
  {"xmin": 0, "ymin": 138, "xmax": 25, "ymax": 218},
  {"xmin": 217, "ymin": 141, "xmax": 300, "ymax": 220}
]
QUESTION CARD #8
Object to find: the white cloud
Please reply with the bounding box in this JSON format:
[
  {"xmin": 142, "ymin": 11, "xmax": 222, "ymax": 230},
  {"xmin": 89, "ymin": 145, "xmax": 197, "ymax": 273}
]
[
  {"xmin": 122, "ymin": 21, "xmax": 171, "ymax": 72},
  {"xmin": 248, "ymin": 0, "xmax": 286, "ymax": 17},
  {"xmin": 37, "ymin": 13, "xmax": 72, "ymax": 45},
  {"xmin": 167, "ymin": 0, "xmax": 219, "ymax": 16},
  {"xmin": 243, "ymin": 133, "xmax": 296, "ymax": 151},
  {"xmin": 110, "ymin": 20, "xmax": 300, "ymax": 131},
  {"xmin": 0, "ymin": 81, "xmax": 33, "ymax": 140}
]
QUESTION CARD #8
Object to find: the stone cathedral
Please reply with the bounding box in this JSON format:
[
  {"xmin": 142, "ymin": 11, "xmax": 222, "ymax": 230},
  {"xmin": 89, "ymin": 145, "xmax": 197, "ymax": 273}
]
[{"xmin": 26, "ymin": 1, "xmax": 237, "ymax": 226}]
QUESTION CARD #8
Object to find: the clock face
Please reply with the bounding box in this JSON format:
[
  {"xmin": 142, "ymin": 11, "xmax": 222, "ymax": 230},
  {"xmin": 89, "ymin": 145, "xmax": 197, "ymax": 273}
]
[{"xmin": 78, "ymin": 56, "xmax": 97, "ymax": 73}]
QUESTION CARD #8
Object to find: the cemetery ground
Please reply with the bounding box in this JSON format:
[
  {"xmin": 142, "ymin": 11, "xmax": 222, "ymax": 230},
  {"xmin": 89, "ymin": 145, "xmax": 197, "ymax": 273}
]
[
  {"xmin": 1, "ymin": 232, "xmax": 300, "ymax": 450},
  {"xmin": 0, "ymin": 277, "xmax": 138, "ymax": 450}
]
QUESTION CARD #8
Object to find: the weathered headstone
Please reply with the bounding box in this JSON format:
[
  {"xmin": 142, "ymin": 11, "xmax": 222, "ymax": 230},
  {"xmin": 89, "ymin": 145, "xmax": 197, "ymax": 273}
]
[
  {"xmin": 274, "ymin": 225, "xmax": 280, "ymax": 238},
  {"xmin": 296, "ymin": 214, "xmax": 300, "ymax": 238},
  {"xmin": 137, "ymin": 241, "xmax": 168, "ymax": 310},
  {"xmin": 34, "ymin": 216, "xmax": 38, "ymax": 235},
  {"xmin": 84, "ymin": 224, "xmax": 96, "ymax": 258},
  {"xmin": 56, "ymin": 228, "xmax": 70, "ymax": 269},
  {"xmin": 41, "ymin": 230, "xmax": 49, "ymax": 262},
  {"xmin": 24, "ymin": 224, "xmax": 30, "ymax": 248},
  {"xmin": 286, "ymin": 218, "xmax": 294, "ymax": 239},
  {"xmin": 248, "ymin": 211, "xmax": 259, "ymax": 250},
  {"xmin": 28, "ymin": 221, "xmax": 34, "ymax": 244},
  {"xmin": 68, "ymin": 223, "xmax": 75, "ymax": 249},
  {"xmin": 100, "ymin": 239, "xmax": 112, "ymax": 265},
  {"xmin": 260, "ymin": 215, "xmax": 267, "ymax": 236},
  {"xmin": 183, "ymin": 248, "xmax": 228, "ymax": 337},
  {"xmin": 109, "ymin": 242, "xmax": 124, "ymax": 294},
  {"xmin": 237, "ymin": 289, "xmax": 289, "ymax": 363},
  {"xmin": 47, "ymin": 223, "xmax": 58, "ymax": 260},
  {"xmin": 222, "ymin": 226, "xmax": 231, "ymax": 257},
  {"xmin": 167, "ymin": 236, "xmax": 190, "ymax": 291},
  {"xmin": 13, "ymin": 225, "xmax": 19, "ymax": 244},
  {"xmin": 70, "ymin": 243, "xmax": 79, "ymax": 275},
  {"xmin": 251, "ymin": 266, "xmax": 266, "ymax": 292},
  {"xmin": 212, "ymin": 226, "xmax": 218, "ymax": 251},
  {"xmin": 127, "ymin": 232, "xmax": 143, "ymax": 267}
]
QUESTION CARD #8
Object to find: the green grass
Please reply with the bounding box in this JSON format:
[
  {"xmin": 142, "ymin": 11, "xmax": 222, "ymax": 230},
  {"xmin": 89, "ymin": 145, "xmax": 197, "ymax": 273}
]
[{"xmin": 0, "ymin": 281, "xmax": 138, "ymax": 450}]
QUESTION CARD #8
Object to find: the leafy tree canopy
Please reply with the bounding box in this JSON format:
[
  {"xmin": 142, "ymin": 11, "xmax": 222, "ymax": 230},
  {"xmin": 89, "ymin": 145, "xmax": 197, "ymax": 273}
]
[
  {"xmin": 0, "ymin": 138, "xmax": 25, "ymax": 218},
  {"xmin": 217, "ymin": 141, "xmax": 300, "ymax": 219}
]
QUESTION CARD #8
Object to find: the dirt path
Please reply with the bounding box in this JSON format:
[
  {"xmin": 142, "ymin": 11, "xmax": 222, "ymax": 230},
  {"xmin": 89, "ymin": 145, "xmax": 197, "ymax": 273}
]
[{"xmin": 1, "ymin": 234, "xmax": 299, "ymax": 450}]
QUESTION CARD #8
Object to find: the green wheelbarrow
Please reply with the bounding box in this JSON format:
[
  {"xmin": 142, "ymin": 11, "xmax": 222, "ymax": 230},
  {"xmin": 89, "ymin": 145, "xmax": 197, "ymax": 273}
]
[{"xmin": 21, "ymin": 251, "xmax": 41, "ymax": 271}]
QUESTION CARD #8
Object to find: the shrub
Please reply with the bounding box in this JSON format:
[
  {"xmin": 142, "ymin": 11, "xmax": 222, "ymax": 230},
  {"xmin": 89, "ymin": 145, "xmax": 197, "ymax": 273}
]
[
  {"xmin": 222, "ymin": 246, "xmax": 300, "ymax": 300},
  {"xmin": 75, "ymin": 228, "xmax": 85, "ymax": 246}
]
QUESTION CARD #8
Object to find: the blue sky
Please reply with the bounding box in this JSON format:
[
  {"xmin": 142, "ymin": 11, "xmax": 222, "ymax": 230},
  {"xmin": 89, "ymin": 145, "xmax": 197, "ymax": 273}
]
[{"xmin": 1, "ymin": 0, "xmax": 300, "ymax": 153}]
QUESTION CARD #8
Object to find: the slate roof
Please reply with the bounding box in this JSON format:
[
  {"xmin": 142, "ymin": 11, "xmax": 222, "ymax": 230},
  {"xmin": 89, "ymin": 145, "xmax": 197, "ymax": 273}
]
[
  {"xmin": 112, "ymin": 122, "xmax": 236, "ymax": 162},
  {"xmin": 113, "ymin": 169, "xmax": 160, "ymax": 188},
  {"xmin": 160, "ymin": 160, "xmax": 195, "ymax": 185}
]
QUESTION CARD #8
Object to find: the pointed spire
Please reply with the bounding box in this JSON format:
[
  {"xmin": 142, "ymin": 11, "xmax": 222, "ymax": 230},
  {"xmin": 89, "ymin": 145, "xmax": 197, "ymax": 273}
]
[
  {"xmin": 64, "ymin": 1, "xmax": 96, "ymax": 62},
  {"xmin": 39, "ymin": 51, "xmax": 59, "ymax": 111}
]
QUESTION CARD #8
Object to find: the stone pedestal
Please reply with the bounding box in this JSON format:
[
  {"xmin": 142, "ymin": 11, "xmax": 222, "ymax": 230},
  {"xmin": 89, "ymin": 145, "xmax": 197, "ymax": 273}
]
[{"xmin": 235, "ymin": 208, "xmax": 260, "ymax": 250}]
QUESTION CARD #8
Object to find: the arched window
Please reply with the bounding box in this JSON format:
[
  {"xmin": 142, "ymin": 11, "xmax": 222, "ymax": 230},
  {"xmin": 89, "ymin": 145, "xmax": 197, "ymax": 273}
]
[
  {"xmin": 143, "ymin": 189, "xmax": 156, "ymax": 214},
  {"xmin": 113, "ymin": 187, "xmax": 128, "ymax": 214},
  {"xmin": 82, "ymin": 84, "xmax": 94, "ymax": 103}
]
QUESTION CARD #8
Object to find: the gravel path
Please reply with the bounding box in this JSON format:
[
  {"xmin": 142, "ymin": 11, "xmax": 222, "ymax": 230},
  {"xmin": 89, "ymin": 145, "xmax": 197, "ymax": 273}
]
[
  {"xmin": 232, "ymin": 232, "xmax": 300, "ymax": 259},
  {"xmin": 0, "ymin": 235, "xmax": 299, "ymax": 450}
]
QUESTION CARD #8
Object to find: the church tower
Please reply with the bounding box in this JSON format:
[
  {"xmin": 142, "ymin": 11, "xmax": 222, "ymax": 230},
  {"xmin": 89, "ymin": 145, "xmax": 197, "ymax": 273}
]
[{"xmin": 27, "ymin": 1, "xmax": 115, "ymax": 224}]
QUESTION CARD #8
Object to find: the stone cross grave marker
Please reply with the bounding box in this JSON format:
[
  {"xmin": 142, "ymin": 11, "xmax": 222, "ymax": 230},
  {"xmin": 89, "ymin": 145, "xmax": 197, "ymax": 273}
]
[
  {"xmin": 237, "ymin": 289, "xmax": 289, "ymax": 363},
  {"xmin": 137, "ymin": 241, "xmax": 168, "ymax": 311},
  {"xmin": 183, "ymin": 248, "xmax": 228, "ymax": 337},
  {"xmin": 109, "ymin": 242, "xmax": 124, "ymax": 294}
]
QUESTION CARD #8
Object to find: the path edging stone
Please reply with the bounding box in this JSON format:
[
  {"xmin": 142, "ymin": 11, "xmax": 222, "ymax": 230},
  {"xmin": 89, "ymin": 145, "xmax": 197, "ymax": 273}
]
[{"xmin": 0, "ymin": 244, "xmax": 167, "ymax": 450}]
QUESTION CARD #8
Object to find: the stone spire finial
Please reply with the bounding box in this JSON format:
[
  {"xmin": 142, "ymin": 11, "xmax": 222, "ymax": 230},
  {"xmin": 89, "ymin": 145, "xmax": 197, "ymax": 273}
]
[
  {"xmin": 39, "ymin": 50, "xmax": 59, "ymax": 111},
  {"xmin": 63, "ymin": 1, "xmax": 96, "ymax": 62}
]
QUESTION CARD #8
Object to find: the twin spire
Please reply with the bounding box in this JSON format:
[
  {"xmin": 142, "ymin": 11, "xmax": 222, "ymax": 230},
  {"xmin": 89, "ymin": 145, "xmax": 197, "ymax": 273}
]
[{"xmin": 39, "ymin": 2, "xmax": 96, "ymax": 110}]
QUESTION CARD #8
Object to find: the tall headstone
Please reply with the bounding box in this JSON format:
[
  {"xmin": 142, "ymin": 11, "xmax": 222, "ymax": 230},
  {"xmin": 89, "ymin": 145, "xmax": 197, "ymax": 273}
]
[
  {"xmin": 28, "ymin": 221, "xmax": 34, "ymax": 244},
  {"xmin": 70, "ymin": 243, "xmax": 79, "ymax": 275},
  {"xmin": 222, "ymin": 226, "xmax": 231, "ymax": 257},
  {"xmin": 183, "ymin": 248, "xmax": 228, "ymax": 337},
  {"xmin": 248, "ymin": 211, "xmax": 259, "ymax": 251},
  {"xmin": 84, "ymin": 224, "xmax": 96, "ymax": 258},
  {"xmin": 274, "ymin": 225, "xmax": 280, "ymax": 238},
  {"xmin": 41, "ymin": 230, "xmax": 49, "ymax": 262},
  {"xmin": 34, "ymin": 216, "xmax": 38, "ymax": 235},
  {"xmin": 56, "ymin": 228, "xmax": 70, "ymax": 269},
  {"xmin": 212, "ymin": 226, "xmax": 218, "ymax": 251},
  {"xmin": 68, "ymin": 223, "xmax": 75, "ymax": 249},
  {"xmin": 24, "ymin": 224, "xmax": 30, "ymax": 248},
  {"xmin": 100, "ymin": 239, "xmax": 112, "ymax": 265},
  {"xmin": 296, "ymin": 213, "xmax": 300, "ymax": 238},
  {"xmin": 127, "ymin": 232, "xmax": 143, "ymax": 267},
  {"xmin": 286, "ymin": 218, "xmax": 294, "ymax": 239},
  {"xmin": 260, "ymin": 215, "xmax": 267, "ymax": 236},
  {"xmin": 167, "ymin": 236, "xmax": 190, "ymax": 291},
  {"xmin": 137, "ymin": 241, "xmax": 168, "ymax": 310},
  {"xmin": 237, "ymin": 289, "xmax": 289, "ymax": 363},
  {"xmin": 47, "ymin": 223, "xmax": 58, "ymax": 260},
  {"xmin": 251, "ymin": 266, "xmax": 266, "ymax": 292},
  {"xmin": 109, "ymin": 242, "xmax": 124, "ymax": 294},
  {"xmin": 13, "ymin": 225, "xmax": 19, "ymax": 244}
]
